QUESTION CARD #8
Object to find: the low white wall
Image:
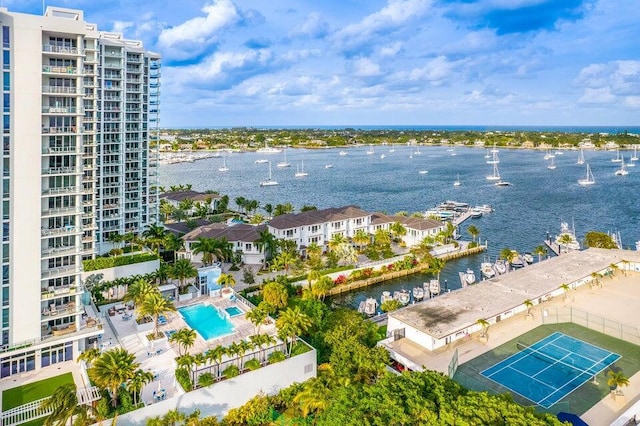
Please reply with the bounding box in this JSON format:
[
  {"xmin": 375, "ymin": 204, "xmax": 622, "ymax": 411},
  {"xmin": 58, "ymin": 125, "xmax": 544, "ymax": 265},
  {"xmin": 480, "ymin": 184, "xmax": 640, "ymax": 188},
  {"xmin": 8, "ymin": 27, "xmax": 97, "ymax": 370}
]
[
  {"xmin": 113, "ymin": 348, "xmax": 317, "ymax": 425},
  {"xmin": 82, "ymin": 259, "xmax": 160, "ymax": 282}
]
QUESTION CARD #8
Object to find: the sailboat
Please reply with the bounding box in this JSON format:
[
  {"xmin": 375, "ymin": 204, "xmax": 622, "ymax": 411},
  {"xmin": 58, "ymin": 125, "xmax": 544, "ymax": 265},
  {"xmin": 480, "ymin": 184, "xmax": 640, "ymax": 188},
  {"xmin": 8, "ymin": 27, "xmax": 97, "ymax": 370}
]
[
  {"xmin": 576, "ymin": 148, "xmax": 585, "ymax": 165},
  {"xmin": 547, "ymin": 156, "xmax": 556, "ymax": 170},
  {"xmin": 260, "ymin": 162, "xmax": 279, "ymax": 186},
  {"xmin": 543, "ymin": 150, "xmax": 554, "ymax": 160},
  {"xmin": 484, "ymin": 149, "xmax": 491, "ymax": 159},
  {"xmin": 218, "ymin": 156, "xmax": 229, "ymax": 172},
  {"xmin": 414, "ymin": 145, "xmax": 421, "ymax": 155},
  {"xmin": 611, "ymin": 149, "xmax": 622, "ymax": 163},
  {"xmin": 389, "ymin": 143, "xmax": 395, "ymax": 153},
  {"xmin": 453, "ymin": 174, "xmax": 461, "ymax": 187},
  {"xmin": 486, "ymin": 161, "xmax": 501, "ymax": 181},
  {"xmin": 490, "ymin": 143, "xmax": 499, "ymax": 153},
  {"xmin": 614, "ymin": 155, "xmax": 628, "ymax": 176},
  {"xmin": 295, "ymin": 160, "xmax": 308, "ymax": 177},
  {"xmin": 578, "ymin": 163, "xmax": 595, "ymax": 186},
  {"xmin": 631, "ymin": 146, "xmax": 639, "ymax": 161},
  {"xmin": 277, "ymin": 148, "xmax": 290, "ymax": 168},
  {"xmin": 366, "ymin": 145, "xmax": 375, "ymax": 155},
  {"xmin": 486, "ymin": 151, "xmax": 499, "ymax": 164}
]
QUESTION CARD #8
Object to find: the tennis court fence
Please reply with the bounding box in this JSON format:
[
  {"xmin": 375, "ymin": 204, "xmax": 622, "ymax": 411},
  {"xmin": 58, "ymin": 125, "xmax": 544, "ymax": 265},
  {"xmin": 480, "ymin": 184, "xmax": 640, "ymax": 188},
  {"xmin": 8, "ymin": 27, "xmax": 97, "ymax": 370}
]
[{"xmin": 542, "ymin": 306, "xmax": 640, "ymax": 346}]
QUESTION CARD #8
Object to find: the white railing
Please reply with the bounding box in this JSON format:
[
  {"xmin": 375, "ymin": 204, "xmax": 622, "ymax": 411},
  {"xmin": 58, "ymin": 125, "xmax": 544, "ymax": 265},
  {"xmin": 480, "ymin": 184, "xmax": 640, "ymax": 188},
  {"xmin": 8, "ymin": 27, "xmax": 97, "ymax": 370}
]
[
  {"xmin": 42, "ymin": 86, "xmax": 78, "ymax": 94},
  {"xmin": 42, "ymin": 44, "xmax": 81, "ymax": 55}
]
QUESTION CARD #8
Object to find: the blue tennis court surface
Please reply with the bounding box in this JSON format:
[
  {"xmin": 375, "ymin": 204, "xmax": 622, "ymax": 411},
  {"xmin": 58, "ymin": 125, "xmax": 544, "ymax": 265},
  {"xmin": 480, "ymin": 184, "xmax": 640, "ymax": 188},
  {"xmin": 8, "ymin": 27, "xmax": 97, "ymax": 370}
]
[{"xmin": 481, "ymin": 332, "xmax": 621, "ymax": 408}]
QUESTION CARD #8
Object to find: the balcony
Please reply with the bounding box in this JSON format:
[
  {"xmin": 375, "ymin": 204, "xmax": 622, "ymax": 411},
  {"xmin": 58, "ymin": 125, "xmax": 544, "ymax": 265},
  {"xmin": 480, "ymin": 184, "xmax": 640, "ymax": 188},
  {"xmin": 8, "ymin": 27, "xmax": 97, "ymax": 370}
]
[
  {"xmin": 43, "ymin": 65, "xmax": 78, "ymax": 75},
  {"xmin": 42, "ymin": 106, "xmax": 81, "ymax": 114},
  {"xmin": 41, "ymin": 285, "xmax": 79, "ymax": 299},
  {"xmin": 41, "ymin": 207, "xmax": 81, "ymax": 217},
  {"xmin": 42, "ymin": 86, "xmax": 79, "ymax": 95},
  {"xmin": 41, "ymin": 225, "xmax": 80, "ymax": 237},
  {"xmin": 41, "ymin": 301, "xmax": 84, "ymax": 320},
  {"xmin": 42, "ymin": 126, "xmax": 79, "ymax": 134},
  {"xmin": 42, "ymin": 45, "xmax": 82, "ymax": 55},
  {"xmin": 42, "ymin": 186, "xmax": 79, "ymax": 196},
  {"xmin": 41, "ymin": 265, "xmax": 79, "ymax": 279},
  {"xmin": 42, "ymin": 146, "xmax": 78, "ymax": 154},
  {"xmin": 42, "ymin": 166, "xmax": 82, "ymax": 175},
  {"xmin": 41, "ymin": 245, "xmax": 80, "ymax": 257}
]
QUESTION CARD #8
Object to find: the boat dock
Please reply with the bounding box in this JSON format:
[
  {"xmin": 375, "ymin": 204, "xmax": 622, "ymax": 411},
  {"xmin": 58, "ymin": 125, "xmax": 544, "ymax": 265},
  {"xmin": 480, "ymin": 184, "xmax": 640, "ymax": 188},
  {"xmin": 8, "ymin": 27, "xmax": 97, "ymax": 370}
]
[
  {"xmin": 453, "ymin": 210, "xmax": 473, "ymax": 226},
  {"xmin": 544, "ymin": 239, "xmax": 561, "ymax": 256}
]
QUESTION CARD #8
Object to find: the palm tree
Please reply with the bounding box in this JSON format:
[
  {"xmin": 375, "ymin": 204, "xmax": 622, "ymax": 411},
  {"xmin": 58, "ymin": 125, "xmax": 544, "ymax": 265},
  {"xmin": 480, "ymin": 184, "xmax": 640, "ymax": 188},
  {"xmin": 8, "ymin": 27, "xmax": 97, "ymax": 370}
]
[
  {"xmin": 169, "ymin": 258, "xmax": 198, "ymax": 292},
  {"xmin": 217, "ymin": 273, "xmax": 236, "ymax": 293},
  {"xmin": 293, "ymin": 376, "xmax": 332, "ymax": 418},
  {"xmin": 312, "ymin": 275, "xmax": 334, "ymax": 301},
  {"xmin": 249, "ymin": 334, "xmax": 276, "ymax": 364},
  {"xmin": 123, "ymin": 277, "xmax": 158, "ymax": 308},
  {"xmin": 608, "ymin": 263, "xmax": 619, "ymax": 278},
  {"xmin": 190, "ymin": 237, "xmax": 218, "ymax": 266},
  {"xmin": 88, "ymin": 348, "xmax": 139, "ymax": 407},
  {"xmin": 429, "ymin": 257, "xmax": 446, "ymax": 281},
  {"xmin": 127, "ymin": 369, "xmax": 154, "ymax": 406},
  {"xmin": 273, "ymin": 202, "xmax": 294, "ymax": 216},
  {"xmin": 138, "ymin": 292, "xmax": 177, "ymax": 339},
  {"xmin": 352, "ymin": 229, "xmax": 370, "ymax": 251},
  {"xmin": 373, "ymin": 228, "xmax": 391, "ymax": 248},
  {"xmin": 328, "ymin": 233, "xmax": 347, "ymax": 253},
  {"xmin": 164, "ymin": 233, "xmax": 184, "ymax": 261},
  {"xmin": 559, "ymin": 283, "xmax": 571, "ymax": 301},
  {"xmin": 262, "ymin": 203, "xmax": 273, "ymax": 217},
  {"xmin": 234, "ymin": 196, "xmax": 247, "ymax": 214},
  {"xmin": 254, "ymin": 229, "xmax": 277, "ymax": 268},
  {"xmin": 590, "ymin": 272, "xmax": 601, "ymax": 288},
  {"xmin": 77, "ymin": 347, "xmax": 101, "ymax": 367},
  {"xmin": 607, "ymin": 370, "xmax": 630, "ymax": 394},
  {"xmin": 245, "ymin": 305, "xmax": 269, "ymax": 334},
  {"xmin": 226, "ymin": 342, "xmax": 243, "ymax": 369},
  {"xmin": 205, "ymin": 345, "xmax": 227, "ymax": 378},
  {"xmin": 276, "ymin": 306, "xmax": 312, "ymax": 355},
  {"xmin": 160, "ymin": 201, "xmax": 176, "ymax": 222},
  {"xmin": 237, "ymin": 340, "xmax": 254, "ymax": 371},
  {"xmin": 558, "ymin": 233, "xmax": 574, "ymax": 247},
  {"xmin": 41, "ymin": 383, "xmax": 85, "ymax": 426},
  {"xmin": 476, "ymin": 318, "xmax": 490, "ymax": 339},
  {"xmin": 499, "ymin": 247, "xmax": 515, "ymax": 262},
  {"xmin": 620, "ymin": 259, "xmax": 630, "ymax": 276},
  {"xmin": 143, "ymin": 223, "xmax": 167, "ymax": 254},
  {"xmin": 534, "ymin": 245, "xmax": 548, "ymax": 262},
  {"xmin": 523, "ymin": 299, "xmax": 533, "ymax": 317},
  {"xmin": 272, "ymin": 251, "xmax": 296, "ymax": 274},
  {"xmin": 467, "ymin": 225, "xmax": 480, "ymax": 243},
  {"xmin": 389, "ymin": 221, "xmax": 407, "ymax": 243},
  {"xmin": 107, "ymin": 232, "xmax": 124, "ymax": 250},
  {"xmin": 170, "ymin": 328, "xmax": 197, "ymax": 356}
]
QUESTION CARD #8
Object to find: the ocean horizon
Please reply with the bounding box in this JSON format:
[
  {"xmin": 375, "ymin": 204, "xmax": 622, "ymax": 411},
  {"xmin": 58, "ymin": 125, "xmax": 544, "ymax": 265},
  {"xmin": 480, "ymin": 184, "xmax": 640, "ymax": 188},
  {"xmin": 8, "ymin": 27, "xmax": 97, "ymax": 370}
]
[{"xmin": 167, "ymin": 125, "xmax": 640, "ymax": 134}]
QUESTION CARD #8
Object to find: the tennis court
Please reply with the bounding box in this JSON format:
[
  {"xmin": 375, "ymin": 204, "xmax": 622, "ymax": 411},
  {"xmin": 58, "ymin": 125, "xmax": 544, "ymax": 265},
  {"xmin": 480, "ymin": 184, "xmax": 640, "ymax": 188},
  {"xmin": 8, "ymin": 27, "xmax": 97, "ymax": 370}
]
[{"xmin": 481, "ymin": 332, "xmax": 621, "ymax": 408}]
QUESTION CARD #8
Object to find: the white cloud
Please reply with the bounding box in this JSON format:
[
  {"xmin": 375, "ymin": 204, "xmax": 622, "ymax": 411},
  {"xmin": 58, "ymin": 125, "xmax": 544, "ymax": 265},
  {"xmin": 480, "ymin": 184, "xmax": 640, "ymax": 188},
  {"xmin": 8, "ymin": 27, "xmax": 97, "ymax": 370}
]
[
  {"xmin": 352, "ymin": 58, "xmax": 381, "ymax": 77},
  {"xmin": 408, "ymin": 56, "xmax": 456, "ymax": 83},
  {"xmin": 289, "ymin": 12, "xmax": 329, "ymax": 39},
  {"xmin": 379, "ymin": 42, "xmax": 402, "ymax": 57},
  {"xmin": 111, "ymin": 21, "xmax": 133, "ymax": 34},
  {"xmin": 577, "ymin": 87, "xmax": 616, "ymax": 104},
  {"xmin": 157, "ymin": 0, "xmax": 240, "ymax": 61},
  {"xmin": 575, "ymin": 60, "xmax": 640, "ymax": 106}
]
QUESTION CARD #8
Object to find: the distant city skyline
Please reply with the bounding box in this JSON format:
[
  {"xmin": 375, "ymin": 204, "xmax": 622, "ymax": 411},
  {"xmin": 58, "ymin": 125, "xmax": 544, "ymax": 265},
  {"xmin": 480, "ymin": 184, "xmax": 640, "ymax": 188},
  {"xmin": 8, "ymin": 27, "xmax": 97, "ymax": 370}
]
[{"xmin": 12, "ymin": 0, "xmax": 640, "ymax": 127}]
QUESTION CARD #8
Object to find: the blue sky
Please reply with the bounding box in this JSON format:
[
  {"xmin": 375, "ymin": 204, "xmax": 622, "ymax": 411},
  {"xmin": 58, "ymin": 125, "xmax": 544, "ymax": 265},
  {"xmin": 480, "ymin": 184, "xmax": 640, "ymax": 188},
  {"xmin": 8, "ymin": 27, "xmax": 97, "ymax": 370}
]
[{"xmin": 11, "ymin": 0, "xmax": 640, "ymax": 127}]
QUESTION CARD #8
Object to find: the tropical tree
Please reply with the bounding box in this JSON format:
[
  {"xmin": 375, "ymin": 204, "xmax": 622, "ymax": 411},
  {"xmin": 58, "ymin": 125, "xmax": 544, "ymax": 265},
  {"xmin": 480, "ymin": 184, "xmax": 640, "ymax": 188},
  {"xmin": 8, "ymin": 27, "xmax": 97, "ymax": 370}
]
[
  {"xmin": 276, "ymin": 306, "xmax": 312, "ymax": 354},
  {"xmin": 123, "ymin": 277, "xmax": 158, "ymax": 308},
  {"xmin": 217, "ymin": 273, "xmax": 236, "ymax": 292},
  {"xmin": 293, "ymin": 375, "xmax": 332, "ymax": 418},
  {"xmin": 171, "ymin": 208, "xmax": 187, "ymax": 223},
  {"xmin": 607, "ymin": 370, "xmax": 630, "ymax": 394},
  {"xmin": 558, "ymin": 233, "xmax": 574, "ymax": 248},
  {"xmin": 245, "ymin": 305, "xmax": 269, "ymax": 334},
  {"xmin": 534, "ymin": 245, "xmax": 548, "ymax": 262},
  {"xmin": 262, "ymin": 203, "xmax": 273, "ymax": 217},
  {"xmin": 77, "ymin": 347, "xmax": 101, "ymax": 367},
  {"xmin": 608, "ymin": 263, "xmax": 619, "ymax": 278},
  {"xmin": 234, "ymin": 196, "xmax": 247, "ymax": 214},
  {"xmin": 373, "ymin": 229, "xmax": 391, "ymax": 248},
  {"xmin": 585, "ymin": 231, "xmax": 618, "ymax": 249},
  {"xmin": 559, "ymin": 283, "xmax": 571, "ymax": 301},
  {"xmin": 191, "ymin": 237, "xmax": 233, "ymax": 266},
  {"xmin": 249, "ymin": 334, "xmax": 276, "ymax": 364},
  {"xmin": 328, "ymin": 234, "xmax": 347, "ymax": 252},
  {"xmin": 381, "ymin": 299, "xmax": 403, "ymax": 313},
  {"xmin": 205, "ymin": 345, "xmax": 227, "ymax": 378},
  {"xmin": 254, "ymin": 229, "xmax": 278, "ymax": 268},
  {"xmin": 429, "ymin": 257, "xmax": 446, "ymax": 281},
  {"xmin": 272, "ymin": 251, "xmax": 297, "ymax": 274},
  {"xmin": 88, "ymin": 348, "xmax": 139, "ymax": 407},
  {"xmin": 178, "ymin": 198, "xmax": 194, "ymax": 213},
  {"xmin": 524, "ymin": 299, "xmax": 533, "ymax": 317},
  {"xmin": 476, "ymin": 318, "xmax": 490, "ymax": 338},
  {"xmin": 249, "ymin": 213, "xmax": 266, "ymax": 224},
  {"xmin": 311, "ymin": 276, "xmax": 334, "ymax": 301},
  {"xmin": 107, "ymin": 232, "xmax": 124, "ymax": 250},
  {"xmin": 352, "ymin": 229, "xmax": 371, "ymax": 251},
  {"xmin": 143, "ymin": 223, "xmax": 167, "ymax": 254},
  {"xmin": 389, "ymin": 222, "xmax": 407, "ymax": 243},
  {"xmin": 590, "ymin": 272, "xmax": 601, "ymax": 288},
  {"xmin": 127, "ymin": 369, "xmax": 154, "ymax": 406},
  {"xmin": 160, "ymin": 201, "xmax": 176, "ymax": 222},
  {"xmin": 41, "ymin": 383, "xmax": 86, "ymax": 426},
  {"xmin": 169, "ymin": 258, "xmax": 198, "ymax": 292},
  {"xmin": 261, "ymin": 281, "xmax": 288, "ymax": 312},
  {"xmin": 138, "ymin": 292, "xmax": 177, "ymax": 339},
  {"xmin": 170, "ymin": 328, "xmax": 197, "ymax": 356},
  {"xmin": 164, "ymin": 233, "xmax": 184, "ymax": 261},
  {"xmin": 467, "ymin": 225, "xmax": 480, "ymax": 243},
  {"xmin": 306, "ymin": 242, "xmax": 323, "ymax": 269},
  {"xmin": 273, "ymin": 202, "xmax": 294, "ymax": 216}
]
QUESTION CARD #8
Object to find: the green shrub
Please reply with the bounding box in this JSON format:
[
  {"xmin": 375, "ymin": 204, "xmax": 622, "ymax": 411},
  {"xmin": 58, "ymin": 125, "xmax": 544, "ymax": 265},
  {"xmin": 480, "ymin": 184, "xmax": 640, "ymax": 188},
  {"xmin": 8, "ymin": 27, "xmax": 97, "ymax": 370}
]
[
  {"xmin": 268, "ymin": 351, "xmax": 286, "ymax": 364},
  {"xmin": 290, "ymin": 342, "xmax": 311, "ymax": 357},
  {"xmin": 223, "ymin": 365, "xmax": 240, "ymax": 378},
  {"xmin": 175, "ymin": 367, "xmax": 193, "ymax": 392},
  {"xmin": 83, "ymin": 252, "xmax": 158, "ymax": 272},
  {"xmin": 244, "ymin": 358, "xmax": 261, "ymax": 371},
  {"xmin": 198, "ymin": 372, "xmax": 215, "ymax": 388}
]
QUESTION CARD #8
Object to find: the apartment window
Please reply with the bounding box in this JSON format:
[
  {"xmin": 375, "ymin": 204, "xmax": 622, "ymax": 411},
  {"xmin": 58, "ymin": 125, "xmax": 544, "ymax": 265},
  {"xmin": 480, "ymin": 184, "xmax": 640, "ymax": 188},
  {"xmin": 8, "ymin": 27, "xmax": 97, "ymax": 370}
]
[
  {"xmin": 2, "ymin": 72, "xmax": 8, "ymax": 91},
  {"xmin": 2, "ymin": 51, "xmax": 8, "ymax": 70},
  {"xmin": 2, "ymin": 27, "xmax": 9, "ymax": 48}
]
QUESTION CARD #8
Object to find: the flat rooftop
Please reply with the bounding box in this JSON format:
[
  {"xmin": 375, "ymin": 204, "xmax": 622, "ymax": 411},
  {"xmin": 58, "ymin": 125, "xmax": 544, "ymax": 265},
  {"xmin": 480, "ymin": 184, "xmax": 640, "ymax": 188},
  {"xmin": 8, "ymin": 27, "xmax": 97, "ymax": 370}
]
[{"xmin": 390, "ymin": 248, "xmax": 640, "ymax": 339}]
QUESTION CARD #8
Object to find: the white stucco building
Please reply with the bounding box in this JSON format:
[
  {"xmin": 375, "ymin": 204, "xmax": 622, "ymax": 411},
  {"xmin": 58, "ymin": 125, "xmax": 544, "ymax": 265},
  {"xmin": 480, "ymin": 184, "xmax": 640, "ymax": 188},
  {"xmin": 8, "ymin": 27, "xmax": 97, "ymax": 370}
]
[{"xmin": 0, "ymin": 6, "xmax": 159, "ymax": 378}]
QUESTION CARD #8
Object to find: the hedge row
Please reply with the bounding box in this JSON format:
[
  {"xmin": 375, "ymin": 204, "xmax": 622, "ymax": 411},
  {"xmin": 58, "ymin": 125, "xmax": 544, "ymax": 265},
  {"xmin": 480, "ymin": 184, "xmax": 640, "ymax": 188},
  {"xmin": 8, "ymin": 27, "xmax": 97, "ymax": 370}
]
[{"xmin": 82, "ymin": 253, "xmax": 159, "ymax": 272}]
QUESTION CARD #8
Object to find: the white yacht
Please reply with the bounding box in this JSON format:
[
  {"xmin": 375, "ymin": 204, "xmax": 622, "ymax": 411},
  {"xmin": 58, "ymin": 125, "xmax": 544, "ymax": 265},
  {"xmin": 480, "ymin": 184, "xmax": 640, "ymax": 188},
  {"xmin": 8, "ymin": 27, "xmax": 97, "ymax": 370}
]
[
  {"xmin": 254, "ymin": 159, "xmax": 268, "ymax": 164},
  {"xmin": 555, "ymin": 222, "xmax": 581, "ymax": 251},
  {"xmin": 453, "ymin": 174, "xmax": 461, "ymax": 187},
  {"xmin": 380, "ymin": 291, "xmax": 393, "ymax": 305},
  {"xmin": 412, "ymin": 286, "xmax": 425, "ymax": 301},
  {"xmin": 481, "ymin": 262, "xmax": 495, "ymax": 279},
  {"xmin": 256, "ymin": 142, "xmax": 281, "ymax": 154},
  {"xmin": 260, "ymin": 162, "xmax": 279, "ymax": 187},
  {"xmin": 339, "ymin": 150, "xmax": 348, "ymax": 156}
]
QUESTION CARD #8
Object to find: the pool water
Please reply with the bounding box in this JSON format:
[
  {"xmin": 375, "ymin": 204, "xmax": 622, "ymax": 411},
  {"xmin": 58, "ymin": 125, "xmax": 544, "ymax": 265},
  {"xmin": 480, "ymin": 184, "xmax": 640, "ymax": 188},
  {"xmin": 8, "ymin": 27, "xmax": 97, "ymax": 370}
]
[
  {"xmin": 178, "ymin": 304, "xmax": 234, "ymax": 340},
  {"xmin": 225, "ymin": 306, "xmax": 243, "ymax": 317}
]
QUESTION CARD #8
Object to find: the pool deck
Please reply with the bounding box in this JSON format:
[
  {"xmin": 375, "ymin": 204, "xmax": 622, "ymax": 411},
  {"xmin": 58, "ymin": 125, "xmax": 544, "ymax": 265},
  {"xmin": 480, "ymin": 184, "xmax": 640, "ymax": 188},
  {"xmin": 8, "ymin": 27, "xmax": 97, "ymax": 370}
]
[{"xmin": 386, "ymin": 269, "xmax": 640, "ymax": 425}]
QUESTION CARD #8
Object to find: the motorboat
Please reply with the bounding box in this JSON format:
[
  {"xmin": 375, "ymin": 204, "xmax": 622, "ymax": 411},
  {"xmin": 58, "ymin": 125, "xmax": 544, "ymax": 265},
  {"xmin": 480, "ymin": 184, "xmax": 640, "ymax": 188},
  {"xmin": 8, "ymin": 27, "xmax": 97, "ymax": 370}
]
[
  {"xmin": 380, "ymin": 291, "xmax": 393, "ymax": 305},
  {"xmin": 358, "ymin": 298, "xmax": 378, "ymax": 317},
  {"xmin": 474, "ymin": 204, "xmax": 494, "ymax": 213},
  {"xmin": 256, "ymin": 142, "xmax": 281, "ymax": 154},
  {"xmin": 555, "ymin": 222, "xmax": 581, "ymax": 251},
  {"xmin": 380, "ymin": 154, "xmax": 386, "ymax": 159},
  {"xmin": 494, "ymin": 259, "xmax": 507, "ymax": 275},
  {"xmin": 459, "ymin": 269, "xmax": 476, "ymax": 287},
  {"xmin": 412, "ymin": 286, "xmax": 425, "ymax": 301},
  {"xmin": 470, "ymin": 208, "xmax": 483, "ymax": 218},
  {"xmin": 339, "ymin": 150, "xmax": 348, "ymax": 156},
  {"xmin": 494, "ymin": 180, "xmax": 512, "ymax": 186},
  {"xmin": 418, "ymin": 170, "xmax": 428, "ymax": 174},
  {"xmin": 393, "ymin": 289, "xmax": 411, "ymax": 305},
  {"xmin": 480, "ymin": 262, "xmax": 495, "ymax": 279},
  {"xmin": 254, "ymin": 159, "xmax": 269, "ymax": 164},
  {"xmin": 523, "ymin": 252, "xmax": 534, "ymax": 264},
  {"xmin": 426, "ymin": 279, "xmax": 440, "ymax": 297},
  {"xmin": 324, "ymin": 164, "xmax": 333, "ymax": 169},
  {"xmin": 510, "ymin": 253, "xmax": 525, "ymax": 268}
]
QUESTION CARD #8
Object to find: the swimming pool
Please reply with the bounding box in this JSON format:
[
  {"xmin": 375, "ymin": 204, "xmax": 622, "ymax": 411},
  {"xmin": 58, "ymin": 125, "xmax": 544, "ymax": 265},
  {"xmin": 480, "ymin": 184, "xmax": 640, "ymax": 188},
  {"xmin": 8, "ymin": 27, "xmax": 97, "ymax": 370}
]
[
  {"xmin": 225, "ymin": 306, "xmax": 243, "ymax": 317},
  {"xmin": 178, "ymin": 304, "xmax": 234, "ymax": 340}
]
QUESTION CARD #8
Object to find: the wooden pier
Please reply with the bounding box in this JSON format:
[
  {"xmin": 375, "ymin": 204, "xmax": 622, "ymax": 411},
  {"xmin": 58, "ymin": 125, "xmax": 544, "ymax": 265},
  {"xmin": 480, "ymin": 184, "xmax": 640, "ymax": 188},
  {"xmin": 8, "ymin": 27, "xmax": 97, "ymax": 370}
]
[{"xmin": 544, "ymin": 239, "xmax": 561, "ymax": 256}]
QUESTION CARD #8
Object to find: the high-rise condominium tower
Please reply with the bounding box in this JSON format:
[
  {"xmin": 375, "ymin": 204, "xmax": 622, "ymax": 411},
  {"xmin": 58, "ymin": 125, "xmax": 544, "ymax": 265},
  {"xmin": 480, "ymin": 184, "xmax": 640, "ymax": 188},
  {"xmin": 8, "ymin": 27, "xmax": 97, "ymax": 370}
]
[{"xmin": 0, "ymin": 6, "xmax": 160, "ymax": 378}]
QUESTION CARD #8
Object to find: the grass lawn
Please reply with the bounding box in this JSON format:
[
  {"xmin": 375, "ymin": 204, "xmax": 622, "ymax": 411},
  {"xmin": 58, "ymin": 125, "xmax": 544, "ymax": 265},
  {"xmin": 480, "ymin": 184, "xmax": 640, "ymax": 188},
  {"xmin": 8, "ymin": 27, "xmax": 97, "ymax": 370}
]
[
  {"xmin": 2, "ymin": 372, "xmax": 75, "ymax": 411},
  {"xmin": 453, "ymin": 323, "xmax": 640, "ymax": 416}
]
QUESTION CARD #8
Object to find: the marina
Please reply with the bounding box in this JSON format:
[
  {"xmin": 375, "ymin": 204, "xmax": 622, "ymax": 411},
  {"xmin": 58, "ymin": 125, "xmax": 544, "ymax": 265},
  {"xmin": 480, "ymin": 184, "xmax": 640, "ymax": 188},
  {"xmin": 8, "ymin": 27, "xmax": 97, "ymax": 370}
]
[{"xmin": 161, "ymin": 145, "xmax": 640, "ymax": 310}]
